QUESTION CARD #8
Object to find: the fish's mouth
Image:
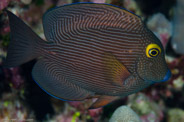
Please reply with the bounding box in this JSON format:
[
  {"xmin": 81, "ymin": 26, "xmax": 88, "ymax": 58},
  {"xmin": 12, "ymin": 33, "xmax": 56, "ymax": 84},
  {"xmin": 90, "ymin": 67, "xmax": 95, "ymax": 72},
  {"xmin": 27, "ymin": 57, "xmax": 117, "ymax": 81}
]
[
  {"xmin": 159, "ymin": 70, "xmax": 171, "ymax": 82},
  {"xmin": 149, "ymin": 69, "xmax": 171, "ymax": 83},
  {"xmin": 135, "ymin": 57, "xmax": 171, "ymax": 83},
  {"xmin": 136, "ymin": 64, "xmax": 171, "ymax": 84}
]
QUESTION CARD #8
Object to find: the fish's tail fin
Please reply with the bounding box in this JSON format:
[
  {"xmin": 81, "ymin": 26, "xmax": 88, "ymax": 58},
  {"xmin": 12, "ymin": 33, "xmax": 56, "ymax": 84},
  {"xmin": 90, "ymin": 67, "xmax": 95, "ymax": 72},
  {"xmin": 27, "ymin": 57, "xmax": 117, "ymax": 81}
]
[{"xmin": 4, "ymin": 10, "xmax": 45, "ymax": 68}]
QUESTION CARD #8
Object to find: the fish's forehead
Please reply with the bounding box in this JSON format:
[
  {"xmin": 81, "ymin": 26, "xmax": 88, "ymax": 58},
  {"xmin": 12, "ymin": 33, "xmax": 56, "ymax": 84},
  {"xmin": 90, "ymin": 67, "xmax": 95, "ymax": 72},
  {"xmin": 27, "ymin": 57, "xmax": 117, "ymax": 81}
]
[{"xmin": 140, "ymin": 28, "xmax": 163, "ymax": 51}]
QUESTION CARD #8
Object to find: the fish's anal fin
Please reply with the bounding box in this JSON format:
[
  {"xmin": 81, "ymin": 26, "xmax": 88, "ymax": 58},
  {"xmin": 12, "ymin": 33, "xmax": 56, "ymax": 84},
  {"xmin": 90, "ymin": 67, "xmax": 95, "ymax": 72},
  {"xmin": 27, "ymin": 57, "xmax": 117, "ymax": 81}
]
[
  {"xmin": 89, "ymin": 95, "xmax": 119, "ymax": 109},
  {"xmin": 103, "ymin": 52, "xmax": 131, "ymax": 86},
  {"xmin": 32, "ymin": 58, "xmax": 93, "ymax": 101}
]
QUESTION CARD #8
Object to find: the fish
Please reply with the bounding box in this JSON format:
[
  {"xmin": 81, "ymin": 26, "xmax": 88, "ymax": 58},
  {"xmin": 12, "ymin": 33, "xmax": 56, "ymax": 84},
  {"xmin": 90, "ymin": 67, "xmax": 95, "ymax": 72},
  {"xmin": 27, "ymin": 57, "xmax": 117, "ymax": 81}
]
[{"xmin": 4, "ymin": 3, "xmax": 171, "ymax": 109}]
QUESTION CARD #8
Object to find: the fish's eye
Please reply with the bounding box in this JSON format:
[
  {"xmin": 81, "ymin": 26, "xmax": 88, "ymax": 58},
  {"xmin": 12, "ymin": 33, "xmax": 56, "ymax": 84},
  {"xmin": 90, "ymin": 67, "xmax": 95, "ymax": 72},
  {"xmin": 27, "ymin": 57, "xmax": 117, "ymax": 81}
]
[
  {"xmin": 146, "ymin": 44, "xmax": 161, "ymax": 58},
  {"xmin": 149, "ymin": 48, "xmax": 159, "ymax": 57}
]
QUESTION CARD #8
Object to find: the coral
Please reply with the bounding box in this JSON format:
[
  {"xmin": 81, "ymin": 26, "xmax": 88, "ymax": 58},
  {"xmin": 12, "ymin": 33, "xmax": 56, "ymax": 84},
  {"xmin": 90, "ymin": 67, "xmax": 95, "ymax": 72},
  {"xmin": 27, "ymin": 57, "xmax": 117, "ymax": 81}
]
[
  {"xmin": 0, "ymin": 92, "xmax": 34, "ymax": 122},
  {"xmin": 167, "ymin": 108, "xmax": 184, "ymax": 122},
  {"xmin": 21, "ymin": 0, "xmax": 32, "ymax": 5},
  {"xmin": 0, "ymin": 0, "xmax": 11, "ymax": 11},
  {"xmin": 68, "ymin": 99, "xmax": 103, "ymax": 122},
  {"xmin": 147, "ymin": 13, "xmax": 172, "ymax": 49},
  {"xmin": 172, "ymin": 76, "xmax": 184, "ymax": 90},
  {"xmin": 56, "ymin": 0, "xmax": 72, "ymax": 6},
  {"xmin": 49, "ymin": 98, "xmax": 102, "ymax": 122},
  {"xmin": 91, "ymin": 0, "xmax": 106, "ymax": 3},
  {"xmin": 167, "ymin": 56, "xmax": 184, "ymax": 89},
  {"xmin": 51, "ymin": 114, "xmax": 75, "ymax": 122},
  {"xmin": 128, "ymin": 93, "xmax": 164, "ymax": 122},
  {"xmin": 3, "ymin": 67, "xmax": 24, "ymax": 89},
  {"xmin": 0, "ymin": 0, "xmax": 184, "ymax": 122},
  {"xmin": 109, "ymin": 105, "xmax": 141, "ymax": 122},
  {"xmin": 123, "ymin": 0, "xmax": 142, "ymax": 16},
  {"xmin": 88, "ymin": 108, "xmax": 103, "ymax": 122},
  {"xmin": 171, "ymin": 0, "xmax": 184, "ymax": 54}
]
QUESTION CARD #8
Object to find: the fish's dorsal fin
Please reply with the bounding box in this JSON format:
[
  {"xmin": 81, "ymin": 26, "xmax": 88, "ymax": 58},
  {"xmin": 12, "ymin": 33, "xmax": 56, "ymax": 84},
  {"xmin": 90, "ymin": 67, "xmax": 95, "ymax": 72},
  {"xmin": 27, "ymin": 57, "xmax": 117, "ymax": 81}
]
[
  {"xmin": 89, "ymin": 95, "xmax": 119, "ymax": 109},
  {"xmin": 103, "ymin": 52, "xmax": 131, "ymax": 86},
  {"xmin": 32, "ymin": 58, "xmax": 94, "ymax": 101},
  {"xmin": 42, "ymin": 3, "xmax": 143, "ymax": 43}
]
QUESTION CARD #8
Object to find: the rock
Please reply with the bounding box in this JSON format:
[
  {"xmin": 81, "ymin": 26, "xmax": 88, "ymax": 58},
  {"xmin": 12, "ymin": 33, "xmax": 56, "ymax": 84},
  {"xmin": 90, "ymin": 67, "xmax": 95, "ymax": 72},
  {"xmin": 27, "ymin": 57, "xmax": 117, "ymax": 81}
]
[{"xmin": 109, "ymin": 105, "xmax": 141, "ymax": 122}]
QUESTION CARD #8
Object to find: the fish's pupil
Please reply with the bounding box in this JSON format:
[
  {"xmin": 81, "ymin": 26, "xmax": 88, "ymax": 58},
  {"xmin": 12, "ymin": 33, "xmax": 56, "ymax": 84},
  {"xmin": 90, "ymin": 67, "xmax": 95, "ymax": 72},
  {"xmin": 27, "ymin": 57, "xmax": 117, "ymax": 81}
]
[
  {"xmin": 151, "ymin": 50, "xmax": 157, "ymax": 55},
  {"xmin": 149, "ymin": 48, "xmax": 159, "ymax": 57}
]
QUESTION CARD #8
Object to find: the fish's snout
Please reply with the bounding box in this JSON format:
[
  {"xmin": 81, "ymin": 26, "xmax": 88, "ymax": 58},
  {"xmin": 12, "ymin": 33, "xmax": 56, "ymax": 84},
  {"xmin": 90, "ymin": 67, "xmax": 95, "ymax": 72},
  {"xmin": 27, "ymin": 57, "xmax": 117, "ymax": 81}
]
[{"xmin": 161, "ymin": 70, "xmax": 171, "ymax": 82}]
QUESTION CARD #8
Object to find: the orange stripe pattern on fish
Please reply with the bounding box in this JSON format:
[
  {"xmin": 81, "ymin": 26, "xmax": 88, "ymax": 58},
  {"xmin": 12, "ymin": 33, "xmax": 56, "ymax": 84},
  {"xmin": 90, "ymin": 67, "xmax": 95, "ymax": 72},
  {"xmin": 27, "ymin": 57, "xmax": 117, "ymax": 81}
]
[{"xmin": 4, "ymin": 3, "xmax": 171, "ymax": 109}]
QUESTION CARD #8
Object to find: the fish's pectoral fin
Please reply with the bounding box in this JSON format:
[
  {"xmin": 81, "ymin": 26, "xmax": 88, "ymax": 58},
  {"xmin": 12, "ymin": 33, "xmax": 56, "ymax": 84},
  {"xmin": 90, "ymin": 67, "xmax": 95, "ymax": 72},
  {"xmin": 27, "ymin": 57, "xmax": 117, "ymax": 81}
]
[
  {"xmin": 103, "ymin": 52, "xmax": 131, "ymax": 86},
  {"xmin": 32, "ymin": 58, "xmax": 94, "ymax": 101},
  {"xmin": 89, "ymin": 95, "xmax": 119, "ymax": 109}
]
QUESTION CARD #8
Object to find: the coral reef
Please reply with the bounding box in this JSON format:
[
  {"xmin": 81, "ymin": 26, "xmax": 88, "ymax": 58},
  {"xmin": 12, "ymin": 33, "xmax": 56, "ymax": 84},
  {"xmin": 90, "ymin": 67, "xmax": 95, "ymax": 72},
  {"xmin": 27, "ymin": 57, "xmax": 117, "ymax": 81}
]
[
  {"xmin": 3, "ymin": 67, "xmax": 24, "ymax": 89},
  {"xmin": 167, "ymin": 108, "xmax": 184, "ymax": 122},
  {"xmin": 171, "ymin": 0, "xmax": 184, "ymax": 54},
  {"xmin": 0, "ymin": 0, "xmax": 11, "ymax": 11},
  {"xmin": 0, "ymin": 0, "xmax": 184, "ymax": 122},
  {"xmin": 92, "ymin": 0, "xmax": 106, "ymax": 3},
  {"xmin": 167, "ymin": 55, "xmax": 184, "ymax": 90},
  {"xmin": 147, "ymin": 13, "xmax": 172, "ymax": 49},
  {"xmin": 0, "ymin": 92, "xmax": 34, "ymax": 122},
  {"xmin": 21, "ymin": 0, "xmax": 32, "ymax": 5},
  {"xmin": 123, "ymin": 0, "xmax": 142, "ymax": 16},
  {"xmin": 48, "ymin": 99, "xmax": 103, "ymax": 122},
  {"xmin": 128, "ymin": 93, "xmax": 164, "ymax": 122}
]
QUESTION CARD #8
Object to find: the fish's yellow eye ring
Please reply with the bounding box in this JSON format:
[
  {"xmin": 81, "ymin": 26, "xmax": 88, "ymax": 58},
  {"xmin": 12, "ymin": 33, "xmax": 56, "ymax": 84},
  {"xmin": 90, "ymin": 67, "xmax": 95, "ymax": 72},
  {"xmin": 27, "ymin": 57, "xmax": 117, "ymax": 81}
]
[{"xmin": 146, "ymin": 44, "xmax": 161, "ymax": 58}]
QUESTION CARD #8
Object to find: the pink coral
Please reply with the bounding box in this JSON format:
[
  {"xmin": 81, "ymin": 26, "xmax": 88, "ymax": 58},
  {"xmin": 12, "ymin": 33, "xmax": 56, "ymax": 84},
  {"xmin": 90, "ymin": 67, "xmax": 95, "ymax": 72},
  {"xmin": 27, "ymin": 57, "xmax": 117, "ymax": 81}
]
[
  {"xmin": 0, "ymin": 93, "xmax": 34, "ymax": 122},
  {"xmin": 147, "ymin": 13, "xmax": 172, "ymax": 49},
  {"xmin": 55, "ymin": 115, "xmax": 74, "ymax": 122},
  {"xmin": 0, "ymin": 0, "xmax": 10, "ymax": 11},
  {"xmin": 88, "ymin": 108, "xmax": 103, "ymax": 122},
  {"xmin": 1, "ymin": 26, "xmax": 10, "ymax": 35},
  {"xmin": 3, "ymin": 67, "xmax": 24, "ymax": 89},
  {"xmin": 160, "ymin": 33, "xmax": 170, "ymax": 48}
]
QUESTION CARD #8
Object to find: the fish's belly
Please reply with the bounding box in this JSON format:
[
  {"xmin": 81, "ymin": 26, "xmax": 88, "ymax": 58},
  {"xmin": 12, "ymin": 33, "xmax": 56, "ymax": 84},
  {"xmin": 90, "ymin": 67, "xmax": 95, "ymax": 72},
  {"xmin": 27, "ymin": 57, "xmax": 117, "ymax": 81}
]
[
  {"xmin": 59, "ymin": 48, "xmax": 119, "ymax": 95},
  {"xmin": 45, "ymin": 26, "xmax": 143, "ymax": 94},
  {"xmin": 47, "ymin": 43, "xmax": 139, "ymax": 96}
]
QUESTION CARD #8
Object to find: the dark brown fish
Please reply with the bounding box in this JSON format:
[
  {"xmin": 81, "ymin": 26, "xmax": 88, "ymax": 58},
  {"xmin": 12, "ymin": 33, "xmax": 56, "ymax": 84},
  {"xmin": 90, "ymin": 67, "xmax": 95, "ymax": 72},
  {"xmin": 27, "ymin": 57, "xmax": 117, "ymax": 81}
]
[{"xmin": 4, "ymin": 3, "xmax": 171, "ymax": 109}]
